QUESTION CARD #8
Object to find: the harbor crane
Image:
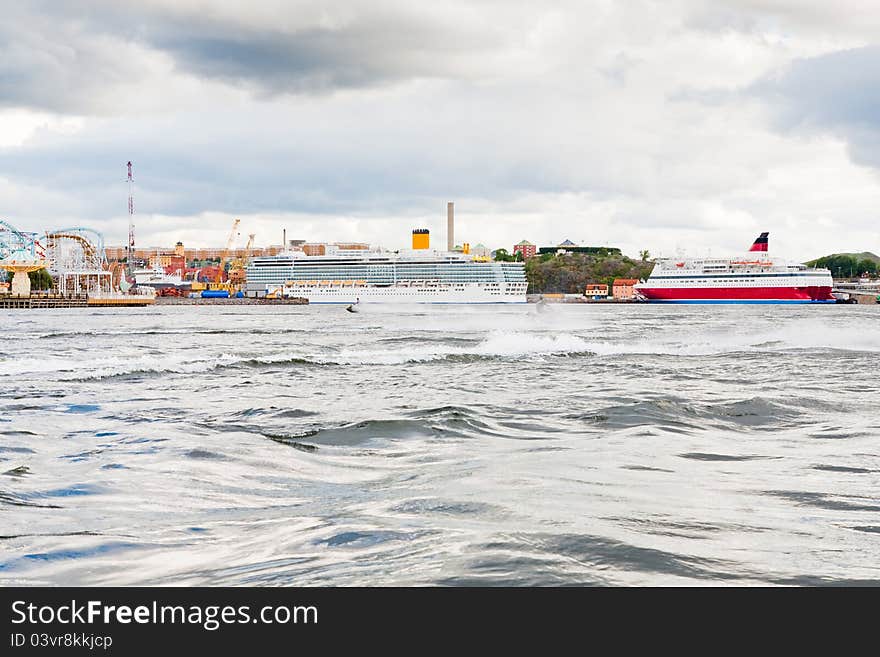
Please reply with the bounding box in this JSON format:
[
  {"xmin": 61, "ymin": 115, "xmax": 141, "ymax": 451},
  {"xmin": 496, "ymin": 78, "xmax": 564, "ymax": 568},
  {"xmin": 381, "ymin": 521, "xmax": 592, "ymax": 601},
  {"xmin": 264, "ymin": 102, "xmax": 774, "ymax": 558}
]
[
  {"xmin": 228, "ymin": 233, "xmax": 255, "ymax": 285},
  {"xmin": 216, "ymin": 218, "xmax": 241, "ymax": 285}
]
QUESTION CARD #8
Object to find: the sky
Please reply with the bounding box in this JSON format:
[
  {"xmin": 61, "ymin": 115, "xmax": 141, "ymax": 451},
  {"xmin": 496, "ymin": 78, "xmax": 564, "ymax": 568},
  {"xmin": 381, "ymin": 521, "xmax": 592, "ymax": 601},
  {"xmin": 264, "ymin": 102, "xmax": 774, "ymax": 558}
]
[{"xmin": 1, "ymin": 0, "xmax": 879, "ymax": 260}]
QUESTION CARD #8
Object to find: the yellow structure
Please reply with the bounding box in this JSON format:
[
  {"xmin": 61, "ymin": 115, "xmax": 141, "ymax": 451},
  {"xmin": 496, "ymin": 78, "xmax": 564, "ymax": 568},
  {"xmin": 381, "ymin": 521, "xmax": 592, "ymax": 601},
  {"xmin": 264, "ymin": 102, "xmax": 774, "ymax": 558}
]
[
  {"xmin": 0, "ymin": 249, "xmax": 47, "ymax": 297},
  {"xmin": 88, "ymin": 296, "xmax": 155, "ymax": 306},
  {"xmin": 412, "ymin": 229, "xmax": 430, "ymax": 250},
  {"xmin": 148, "ymin": 253, "xmax": 174, "ymax": 269},
  {"xmin": 228, "ymin": 233, "xmax": 255, "ymax": 284},
  {"xmin": 462, "ymin": 242, "xmax": 470, "ymax": 255},
  {"xmin": 216, "ymin": 218, "xmax": 241, "ymax": 284},
  {"xmin": 174, "ymin": 241, "xmax": 185, "ymax": 257}
]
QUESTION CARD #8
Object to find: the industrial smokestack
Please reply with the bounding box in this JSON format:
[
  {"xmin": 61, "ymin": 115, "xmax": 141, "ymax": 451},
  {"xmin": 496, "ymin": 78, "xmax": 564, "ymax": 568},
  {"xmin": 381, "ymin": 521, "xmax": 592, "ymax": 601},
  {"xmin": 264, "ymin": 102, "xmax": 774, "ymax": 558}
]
[
  {"xmin": 283, "ymin": 228, "xmax": 287, "ymax": 251},
  {"xmin": 447, "ymin": 202, "xmax": 454, "ymax": 252}
]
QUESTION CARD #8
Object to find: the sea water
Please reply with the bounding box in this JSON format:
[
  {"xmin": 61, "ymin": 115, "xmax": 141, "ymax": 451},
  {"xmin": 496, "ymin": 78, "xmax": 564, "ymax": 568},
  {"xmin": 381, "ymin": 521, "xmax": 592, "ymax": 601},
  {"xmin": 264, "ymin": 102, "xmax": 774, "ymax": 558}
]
[{"xmin": 1, "ymin": 304, "xmax": 878, "ymax": 585}]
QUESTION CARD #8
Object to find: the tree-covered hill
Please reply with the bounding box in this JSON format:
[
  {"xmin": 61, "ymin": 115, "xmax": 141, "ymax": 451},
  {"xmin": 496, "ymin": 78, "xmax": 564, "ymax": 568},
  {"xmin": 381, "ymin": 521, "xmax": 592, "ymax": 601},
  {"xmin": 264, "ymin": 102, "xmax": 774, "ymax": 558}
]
[
  {"xmin": 805, "ymin": 253, "xmax": 879, "ymax": 278},
  {"xmin": 523, "ymin": 251, "xmax": 654, "ymax": 294}
]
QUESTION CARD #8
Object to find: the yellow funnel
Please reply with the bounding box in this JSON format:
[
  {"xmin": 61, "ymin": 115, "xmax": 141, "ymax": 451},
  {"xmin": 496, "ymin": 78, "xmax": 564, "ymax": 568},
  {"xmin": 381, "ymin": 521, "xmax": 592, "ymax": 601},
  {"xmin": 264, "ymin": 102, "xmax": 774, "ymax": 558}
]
[{"xmin": 412, "ymin": 229, "xmax": 429, "ymax": 250}]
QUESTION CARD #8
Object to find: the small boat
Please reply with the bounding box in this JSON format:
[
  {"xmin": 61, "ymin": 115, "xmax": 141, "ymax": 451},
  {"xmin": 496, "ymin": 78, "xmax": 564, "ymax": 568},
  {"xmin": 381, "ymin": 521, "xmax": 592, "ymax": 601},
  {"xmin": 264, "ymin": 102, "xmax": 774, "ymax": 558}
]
[{"xmin": 346, "ymin": 299, "xmax": 361, "ymax": 313}]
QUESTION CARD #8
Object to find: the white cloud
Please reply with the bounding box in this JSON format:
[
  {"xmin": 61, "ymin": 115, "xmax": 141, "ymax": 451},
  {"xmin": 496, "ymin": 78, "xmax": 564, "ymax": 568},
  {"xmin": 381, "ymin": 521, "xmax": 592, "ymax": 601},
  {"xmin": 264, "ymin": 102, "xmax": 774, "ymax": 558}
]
[{"xmin": 0, "ymin": 1, "xmax": 878, "ymax": 260}]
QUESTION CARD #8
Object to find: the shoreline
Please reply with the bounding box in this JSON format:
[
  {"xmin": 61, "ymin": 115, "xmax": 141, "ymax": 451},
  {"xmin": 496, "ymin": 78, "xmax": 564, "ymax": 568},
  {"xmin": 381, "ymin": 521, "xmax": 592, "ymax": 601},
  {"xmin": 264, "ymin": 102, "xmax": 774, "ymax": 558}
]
[{"xmin": 154, "ymin": 296, "xmax": 308, "ymax": 305}]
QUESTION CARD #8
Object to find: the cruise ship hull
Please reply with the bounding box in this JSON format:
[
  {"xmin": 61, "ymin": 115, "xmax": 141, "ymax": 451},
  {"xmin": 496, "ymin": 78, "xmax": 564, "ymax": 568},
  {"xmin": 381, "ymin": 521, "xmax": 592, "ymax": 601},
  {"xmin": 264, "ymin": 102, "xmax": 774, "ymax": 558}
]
[
  {"xmin": 637, "ymin": 286, "xmax": 835, "ymax": 303},
  {"xmin": 280, "ymin": 284, "xmax": 527, "ymax": 304}
]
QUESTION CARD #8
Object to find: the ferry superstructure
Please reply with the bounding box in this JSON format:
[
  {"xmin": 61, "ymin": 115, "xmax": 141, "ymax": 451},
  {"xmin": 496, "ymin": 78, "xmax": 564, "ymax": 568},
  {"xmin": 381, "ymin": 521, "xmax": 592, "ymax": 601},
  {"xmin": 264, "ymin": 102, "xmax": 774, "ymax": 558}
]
[
  {"xmin": 634, "ymin": 233, "xmax": 835, "ymax": 304},
  {"xmin": 133, "ymin": 265, "xmax": 190, "ymax": 291},
  {"xmin": 245, "ymin": 233, "xmax": 527, "ymax": 304}
]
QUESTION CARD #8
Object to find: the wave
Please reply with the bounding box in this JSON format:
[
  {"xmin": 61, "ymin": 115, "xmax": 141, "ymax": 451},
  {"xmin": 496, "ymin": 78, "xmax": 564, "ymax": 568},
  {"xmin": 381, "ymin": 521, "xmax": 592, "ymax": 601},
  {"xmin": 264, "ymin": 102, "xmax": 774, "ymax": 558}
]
[
  {"xmin": 1, "ymin": 331, "xmax": 598, "ymax": 380},
  {"xmin": 584, "ymin": 321, "xmax": 880, "ymax": 357},
  {"xmin": 309, "ymin": 332, "xmax": 595, "ymax": 365},
  {"xmin": 258, "ymin": 404, "xmax": 562, "ymax": 447},
  {"xmin": 567, "ymin": 396, "xmax": 809, "ymax": 433},
  {"xmin": 263, "ymin": 419, "xmax": 455, "ymax": 447},
  {"xmin": 29, "ymin": 328, "xmax": 309, "ymax": 340},
  {"xmin": 4, "ymin": 317, "xmax": 878, "ymax": 382},
  {"xmin": 0, "ymin": 352, "xmax": 243, "ymax": 380}
]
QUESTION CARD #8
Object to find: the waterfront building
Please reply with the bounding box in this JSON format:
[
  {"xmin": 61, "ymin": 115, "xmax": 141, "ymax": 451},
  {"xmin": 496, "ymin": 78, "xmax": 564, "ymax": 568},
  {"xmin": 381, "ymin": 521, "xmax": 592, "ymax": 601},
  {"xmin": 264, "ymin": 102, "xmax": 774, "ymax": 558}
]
[
  {"xmin": 148, "ymin": 253, "xmax": 174, "ymax": 269},
  {"xmin": 613, "ymin": 278, "xmax": 639, "ymax": 300},
  {"xmin": 585, "ymin": 283, "xmax": 609, "ymax": 299},
  {"xmin": 513, "ymin": 240, "xmax": 537, "ymax": 260},
  {"xmin": 106, "ymin": 243, "xmax": 288, "ymax": 264},
  {"xmin": 302, "ymin": 242, "xmax": 370, "ymax": 257},
  {"xmin": 537, "ymin": 244, "xmax": 622, "ymax": 256}
]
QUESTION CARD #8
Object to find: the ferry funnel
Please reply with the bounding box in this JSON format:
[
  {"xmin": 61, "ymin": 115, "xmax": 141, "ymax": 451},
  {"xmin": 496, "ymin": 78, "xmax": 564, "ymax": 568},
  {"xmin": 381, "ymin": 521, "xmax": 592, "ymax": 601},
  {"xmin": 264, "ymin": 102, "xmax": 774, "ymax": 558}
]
[{"xmin": 749, "ymin": 232, "xmax": 769, "ymax": 252}]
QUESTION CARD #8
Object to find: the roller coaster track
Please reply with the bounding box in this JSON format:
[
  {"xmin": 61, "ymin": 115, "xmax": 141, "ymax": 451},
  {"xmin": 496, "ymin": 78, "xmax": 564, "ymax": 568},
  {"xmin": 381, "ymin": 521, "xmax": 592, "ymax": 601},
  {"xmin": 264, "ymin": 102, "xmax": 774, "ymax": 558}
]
[
  {"xmin": 0, "ymin": 219, "xmax": 38, "ymax": 258},
  {"xmin": 45, "ymin": 232, "xmax": 98, "ymax": 260},
  {"xmin": 45, "ymin": 227, "xmax": 106, "ymax": 263}
]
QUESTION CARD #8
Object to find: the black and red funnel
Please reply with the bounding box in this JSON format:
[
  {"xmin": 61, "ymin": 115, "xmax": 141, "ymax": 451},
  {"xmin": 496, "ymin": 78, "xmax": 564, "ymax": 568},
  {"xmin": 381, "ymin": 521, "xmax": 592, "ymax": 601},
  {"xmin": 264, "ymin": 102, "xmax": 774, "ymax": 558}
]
[{"xmin": 748, "ymin": 232, "xmax": 769, "ymax": 252}]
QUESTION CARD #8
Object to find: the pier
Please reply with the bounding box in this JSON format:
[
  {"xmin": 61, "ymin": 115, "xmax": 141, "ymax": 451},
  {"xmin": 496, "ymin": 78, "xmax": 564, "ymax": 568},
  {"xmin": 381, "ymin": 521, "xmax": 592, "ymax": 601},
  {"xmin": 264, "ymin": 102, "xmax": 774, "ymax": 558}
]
[
  {"xmin": 832, "ymin": 283, "xmax": 880, "ymax": 305},
  {"xmin": 1, "ymin": 294, "xmax": 155, "ymax": 309},
  {"xmin": 1, "ymin": 295, "xmax": 88, "ymax": 309},
  {"xmin": 154, "ymin": 296, "xmax": 308, "ymax": 305}
]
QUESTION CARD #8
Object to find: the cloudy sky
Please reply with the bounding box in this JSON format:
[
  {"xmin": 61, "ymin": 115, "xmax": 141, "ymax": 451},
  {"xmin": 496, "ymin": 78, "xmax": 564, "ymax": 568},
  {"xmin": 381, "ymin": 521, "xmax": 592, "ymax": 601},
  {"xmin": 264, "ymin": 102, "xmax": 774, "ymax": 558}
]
[{"xmin": 1, "ymin": 0, "xmax": 878, "ymax": 259}]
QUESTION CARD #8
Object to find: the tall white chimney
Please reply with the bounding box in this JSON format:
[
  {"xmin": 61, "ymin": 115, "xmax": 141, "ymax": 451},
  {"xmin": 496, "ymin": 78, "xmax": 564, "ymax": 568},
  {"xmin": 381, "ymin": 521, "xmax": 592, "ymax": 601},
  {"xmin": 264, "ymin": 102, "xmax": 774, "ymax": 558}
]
[{"xmin": 447, "ymin": 202, "xmax": 454, "ymax": 252}]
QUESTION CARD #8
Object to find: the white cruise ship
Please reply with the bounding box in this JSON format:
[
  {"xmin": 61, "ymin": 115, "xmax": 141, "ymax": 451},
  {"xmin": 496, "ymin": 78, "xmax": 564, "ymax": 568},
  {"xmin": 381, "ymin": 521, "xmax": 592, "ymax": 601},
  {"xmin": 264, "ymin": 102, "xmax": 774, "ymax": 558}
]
[{"xmin": 246, "ymin": 230, "xmax": 527, "ymax": 304}]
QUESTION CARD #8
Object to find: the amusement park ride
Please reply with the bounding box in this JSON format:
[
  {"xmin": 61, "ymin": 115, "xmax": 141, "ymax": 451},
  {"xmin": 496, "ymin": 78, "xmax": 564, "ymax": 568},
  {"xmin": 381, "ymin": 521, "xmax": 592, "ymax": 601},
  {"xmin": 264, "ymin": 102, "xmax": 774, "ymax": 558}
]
[
  {"xmin": 0, "ymin": 220, "xmax": 121, "ymax": 297},
  {"xmin": 0, "ymin": 162, "xmax": 142, "ymax": 302},
  {"xmin": 1, "ymin": 161, "xmax": 251, "ymax": 304}
]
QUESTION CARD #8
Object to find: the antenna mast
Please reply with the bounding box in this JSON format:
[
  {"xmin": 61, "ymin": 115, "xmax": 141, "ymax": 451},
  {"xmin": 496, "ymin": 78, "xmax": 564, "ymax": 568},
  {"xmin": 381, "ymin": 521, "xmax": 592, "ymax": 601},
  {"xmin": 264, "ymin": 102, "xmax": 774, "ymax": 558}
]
[{"xmin": 127, "ymin": 161, "xmax": 135, "ymax": 272}]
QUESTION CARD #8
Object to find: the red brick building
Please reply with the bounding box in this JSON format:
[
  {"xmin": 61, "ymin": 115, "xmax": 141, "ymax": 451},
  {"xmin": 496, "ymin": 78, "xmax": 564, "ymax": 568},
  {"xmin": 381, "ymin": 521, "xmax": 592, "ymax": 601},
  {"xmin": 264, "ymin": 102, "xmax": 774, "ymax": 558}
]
[{"xmin": 513, "ymin": 240, "xmax": 537, "ymax": 260}]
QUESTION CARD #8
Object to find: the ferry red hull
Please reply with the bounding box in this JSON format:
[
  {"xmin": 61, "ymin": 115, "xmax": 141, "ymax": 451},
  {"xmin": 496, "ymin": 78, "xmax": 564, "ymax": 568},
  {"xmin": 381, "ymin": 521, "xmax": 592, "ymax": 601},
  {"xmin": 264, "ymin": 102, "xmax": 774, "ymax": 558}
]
[{"xmin": 637, "ymin": 286, "xmax": 835, "ymax": 303}]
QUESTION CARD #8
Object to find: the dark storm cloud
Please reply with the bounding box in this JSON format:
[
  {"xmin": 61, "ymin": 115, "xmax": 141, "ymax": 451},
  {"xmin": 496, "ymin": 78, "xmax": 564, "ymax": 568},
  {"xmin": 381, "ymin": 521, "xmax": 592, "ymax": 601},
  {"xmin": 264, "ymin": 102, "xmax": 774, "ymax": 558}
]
[
  {"xmin": 752, "ymin": 46, "xmax": 880, "ymax": 168},
  {"xmin": 147, "ymin": 13, "xmax": 491, "ymax": 94},
  {"xmin": 0, "ymin": 5, "xmax": 135, "ymax": 114},
  {"xmin": 0, "ymin": 1, "xmax": 502, "ymax": 113}
]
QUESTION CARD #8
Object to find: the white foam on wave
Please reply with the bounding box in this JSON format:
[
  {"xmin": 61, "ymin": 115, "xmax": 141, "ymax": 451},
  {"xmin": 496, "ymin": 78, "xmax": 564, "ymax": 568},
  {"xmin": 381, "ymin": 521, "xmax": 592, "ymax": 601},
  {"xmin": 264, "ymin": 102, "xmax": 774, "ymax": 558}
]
[
  {"xmin": 0, "ymin": 352, "xmax": 242, "ymax": 380},
  {"xmin": 576, "ymin": 320, "xmax": 880, "ymax": 357},
  {"xmin": 316, "ymin": 331, "xmax": 594, "ymax": 365},
  {"xmin": 3, "ymin": 318, "xmax": 877, "ymax": 381}
]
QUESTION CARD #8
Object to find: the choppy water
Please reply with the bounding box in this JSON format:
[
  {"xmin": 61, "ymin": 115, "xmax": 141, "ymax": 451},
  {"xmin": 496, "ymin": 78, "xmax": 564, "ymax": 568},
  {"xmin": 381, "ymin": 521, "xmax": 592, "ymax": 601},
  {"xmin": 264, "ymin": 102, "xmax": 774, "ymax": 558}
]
[{"xmin": 1, "ymin": 303, "xmax": 878, "ymax": 585}]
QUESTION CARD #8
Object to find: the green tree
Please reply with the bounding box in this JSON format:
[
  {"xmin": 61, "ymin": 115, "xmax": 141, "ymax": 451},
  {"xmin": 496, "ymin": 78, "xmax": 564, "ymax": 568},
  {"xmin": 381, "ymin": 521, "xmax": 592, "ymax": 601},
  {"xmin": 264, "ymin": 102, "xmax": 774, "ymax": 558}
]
[
  {"xmin": 857, "ymin": 258, "xmax": 877, "ymax": 276},
  {"xmin": 27, "ymin": 268, "xmax": 53, "ymax": 290},
  {"xmin": 809, "ymin": 254, "xmax": 878, "ymax": 279},
  {"xmin": 639, "ymin": 249, "xmax": 651, "ymax": 262}
]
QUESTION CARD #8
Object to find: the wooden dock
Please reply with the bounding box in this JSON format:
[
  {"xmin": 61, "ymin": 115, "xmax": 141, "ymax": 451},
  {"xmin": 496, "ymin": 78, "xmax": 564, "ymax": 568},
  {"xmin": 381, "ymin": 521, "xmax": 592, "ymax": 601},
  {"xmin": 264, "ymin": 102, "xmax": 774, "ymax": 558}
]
[
  {"xmin": 87, "ymin": 296, "xmax": 155, "ymax": 307},
  {"xmin": 1, "ymin": 294, "xmax": 155, "ymax": 309},
  {"xmin": 1, "ymin": 295, "xmax": 88, "ymax": 309}
]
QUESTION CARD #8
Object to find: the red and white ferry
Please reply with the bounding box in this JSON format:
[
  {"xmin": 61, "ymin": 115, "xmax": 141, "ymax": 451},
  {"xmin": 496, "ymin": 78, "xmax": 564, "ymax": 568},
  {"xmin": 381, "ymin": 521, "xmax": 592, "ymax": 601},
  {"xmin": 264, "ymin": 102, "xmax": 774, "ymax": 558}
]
[{"xmin": 634, "ymin": 233, "xmax": 835, "ymax": 304}]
